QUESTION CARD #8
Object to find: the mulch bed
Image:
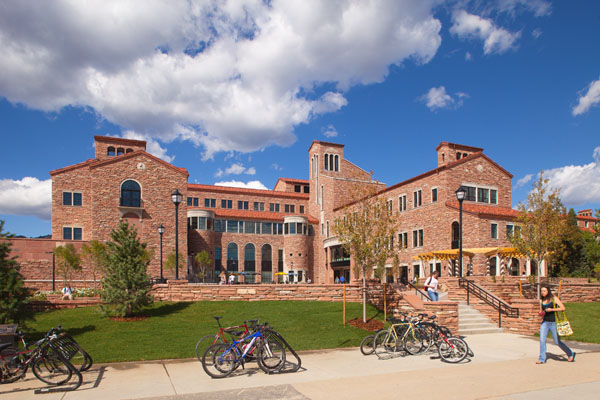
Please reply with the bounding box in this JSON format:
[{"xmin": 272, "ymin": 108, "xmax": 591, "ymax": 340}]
[
  {"xmin": 109, "ymin": 315, "xmax": 149, "ymax": 322},
  {"xmin": 347, "ymin": 318, "xmax": 384, "ymax": 331}
]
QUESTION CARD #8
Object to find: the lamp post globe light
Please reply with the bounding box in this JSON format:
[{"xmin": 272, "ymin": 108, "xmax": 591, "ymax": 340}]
[
  {"xmin": 455, "ymin": 186, "xmax": 467, "ymax": 277},
  {"xmin": 171, "ymin": 189, "xmax": 183, "ymax": 280},
  {"xmin": 158, "ymin": 224, "xmax": 165, "ymax": 282}
]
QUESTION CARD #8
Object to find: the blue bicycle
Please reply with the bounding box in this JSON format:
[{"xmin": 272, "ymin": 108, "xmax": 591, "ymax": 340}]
[{"xmin": 201, "ymin": 322, "xmax": 286, "ymax": 378}]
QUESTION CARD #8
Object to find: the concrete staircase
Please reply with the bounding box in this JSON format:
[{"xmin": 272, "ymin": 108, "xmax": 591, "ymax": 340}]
[{"xmin": 458, "ymin": 301, "xmax": 504, "ymax": 335}]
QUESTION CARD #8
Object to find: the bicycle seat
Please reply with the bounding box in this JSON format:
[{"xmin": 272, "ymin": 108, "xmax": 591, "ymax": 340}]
[
  {"xmin": 428, "ymin": 315, "xmax": 437, "ymax": 320},
  {"xmin": 213, "ymin": 316, "xmax": 223, "ymax": 321},
  {"xmin": 226, "ymin": 330, "xmax": 245, "ymax": 337}
]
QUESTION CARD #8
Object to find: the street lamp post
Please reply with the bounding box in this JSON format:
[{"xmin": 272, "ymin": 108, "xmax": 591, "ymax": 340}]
[
  {"xmin": 158, "ymin": 224, "xmax": 165, "ymax": 282},
  {"xmin": 171, "ymin": 189, "xmax": 183, "ymax": 280},
  {"xmin": 455, "ymin": 187, "xmax": 467, "ymax": 277}
]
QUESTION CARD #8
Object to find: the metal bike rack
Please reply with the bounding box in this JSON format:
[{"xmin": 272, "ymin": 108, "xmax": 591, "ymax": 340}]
[{"xmin": 264, "ymin": 329, "xmax": 302, "ymax": 374}]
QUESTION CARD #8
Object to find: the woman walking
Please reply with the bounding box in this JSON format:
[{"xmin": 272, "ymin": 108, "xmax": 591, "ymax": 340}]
[{"xmin": 537, "ymin": 284, "xmax": 575, "ymax": 364}]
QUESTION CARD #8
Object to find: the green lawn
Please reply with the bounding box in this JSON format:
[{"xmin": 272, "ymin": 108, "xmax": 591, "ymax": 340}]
[
  {"xmin": 562, "ymin": 302, "xmax": 600, "ymax": 344},
  {"xmin": 26, "ymin": 301, "xmax": 382, "ymax": 363}
]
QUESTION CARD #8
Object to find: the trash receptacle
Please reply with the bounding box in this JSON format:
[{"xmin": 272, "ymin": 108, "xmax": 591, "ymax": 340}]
[{"xmin": 0, "ymin": 324, "xmax": 18, "ymax": 346}]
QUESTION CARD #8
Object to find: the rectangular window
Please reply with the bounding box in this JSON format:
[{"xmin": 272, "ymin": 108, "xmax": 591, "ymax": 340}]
[
  {"xmin": 62, "ymin": 192, "xmax": 72, "ymax": 206},
  {"xmin": 478, "ymin": 188, "xmax": 489, "ymax": 203},
  {"xmin": 491, "ymin": 223, "xmax": 498, "ymax": 239},
  {"xmin": 294, "ymin": 185, "xmax": 301, "ymax": 193},
  {"xmin": 289, "ymin": 223, "xmax": 296, "ymax": 234},
  {"xmin": 73, "ymin": 227, "xmax": 82, "ymax": 240},
  {"xmin": 419, "ymin": 229, "xmax": 424, "ymax": 247},
  {"xmin": 214, "ymin": 219, "xmax": 226, "ymax": 232},
  {"xmin": 198, "ymin": 217, "xmax": 207, "ymax": 230},
  {"xmin": 431, "ymin": 188, "xmax": 438, "ymax": 203},
  {"xmin": 386, "ymin": 199, "xmax": 393, "ymax": 214},
  {"xmin": 326, "ymin": 221, "xmax": 330, "ymax": 237},
  {"xmin": 303, "ymin": 186, "xmax": 309, "ymax": 193},
  {"xmin": 413, "ymin": 190, "xmax": 422, "ymax": 208},
  {"xmin": 187, "ymin": 197, "xmax": 193, "ymax": 206},
  {"xmin": 464, "ymin": 186, "xmax": 476, "ymax": 201},
  {"xmin": 412, "ymin": 229, "xmax": 423, "ymax": 247},
  {"xmin": 300, "ymin": 205, "xmax": 304, "ymax": 214},
  {"xmin": 227, "ymin": 220, "xmax": 238, "ymax": 233},
  {"xmin": 72, "ymin": 192, "xmax": 82, "ymax": 206},
  {"xmin": 262, "ymin": 222, "xmax": 272, "ymax": 235},
  {"xmin": 221, "ymin": 199, "xmax": 232, "ymax": 209},
  {"xmin": 398, "ymin": 195, "xmax": 407, "ymax": 212},
  {"xmin": 63, "ymin": 227, "xmax": 72, "ymax": 240},
  {"xmin": 244, "ymin": 221, "xmax": 255, "ymax": 234},
  {"xmin": 269, "ymin": 203, "xmax": 280, "ymax": 212},
  {"xmin": 490, "ymin": 189, "xmax": 497, "ymax": 205},
  {"xmin": 238, "ymin": 201, "xmax": 249, "ymax": 210},
  {"xmin": 506, "ymin": 224, "xmax": 514, "ymax": 238},
  {"xmin": 254, "ymin": 202, "xmax": 264, "ymax": 211},
  {"xmin": 285, "ymin": 204, "xmax": 295, "ymax": 213},
  {"xmin": 190, "ymin": 217, "xmax": 198, "ymax": 230},
  {"xmin": 205, "ymin": 198, "xmax": 216, "ymax": 208}
]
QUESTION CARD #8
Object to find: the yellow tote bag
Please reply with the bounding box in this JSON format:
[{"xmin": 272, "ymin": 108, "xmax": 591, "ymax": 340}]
[{"xmin": 553, "ymin": 299, "xmax": 574, "ymax": 337}]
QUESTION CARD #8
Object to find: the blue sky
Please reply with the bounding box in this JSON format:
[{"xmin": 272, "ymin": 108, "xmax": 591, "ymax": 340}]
[{"xmin": 1, "ymin": 0, "xmax": 599, "ymax": 237}]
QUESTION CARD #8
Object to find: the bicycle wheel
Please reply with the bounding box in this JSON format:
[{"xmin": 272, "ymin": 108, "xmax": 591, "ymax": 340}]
[
  {"xmin": 403, "ymin": 329, "xmax": 424, "ymax": 355},
  {"xmin": 438, "ymin": 337, "xmax": 468, "ymax": 363},
  {"xmin": 257, "ymin": 334, "xmax": 286, "ymax": 373},
  {"xmin": 0, "ymin": 347, "xmax": 27, "ymax": 384},
  {"xmin": 195, "ymin": 335, "xmax": 223, "ymax": 362},
  {"xmin": 412, "ymin": 326, "xmax": 430, "ymax": 354},
  {"xmin": 374, "ymin": 329, "xmax": 400, "ymax": 359},
  {"xmin": 202, "ymin": 343, "xmax": 236, "ymax": 379},
  {"xmin": 32, "ymin": 354, "xmax": 73, "ymax": 385},
  {"xmin": 360, "ymin": 335, "xmax": 375, "ymax": 355}
]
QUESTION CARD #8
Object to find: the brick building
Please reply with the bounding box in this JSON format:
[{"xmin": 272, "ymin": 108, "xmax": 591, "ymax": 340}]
[
  {"xmin": 28, "ymin": 136, "xmax": 549, "ymax": 287},
  {"xmin": 576, "ymin": 209, "xmax": 599, "ymax": 233}
]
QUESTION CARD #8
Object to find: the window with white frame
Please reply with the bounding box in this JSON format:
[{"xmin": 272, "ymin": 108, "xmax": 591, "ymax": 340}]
[
  {"xmin": 386, "ymin": 199, "xmax": 393, "ymax": 214},
  {"xmin": 491, "ymin": 223, "xmax": 498, "ymax": 239},
  {"xmin": 506, "ymin": 224, "xmax": 514, "ymax": 238},
  {"xmin": 431, "ymin": 187, "xmax": 438, "ymax": 203},
  {"xmin": 398, "ymin": 194, "xmax": 407, "ymax": 212},
  {"xmin": 413, "ymin": 190, "xmax": 422, "ymax": 208},
  {"xmin": 412, "ymin": 229, "xmax": 424, "ymax": 247},
  {"xmin": 62, "ymin": 226, "xmax": 82, "ymax": 240},
  {"xmin": 461, "ymin": 184, "xmax": 498, "ymax": 205}
]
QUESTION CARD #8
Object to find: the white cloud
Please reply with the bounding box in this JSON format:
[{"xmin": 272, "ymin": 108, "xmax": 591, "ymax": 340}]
[
  {"xmin": 0, "ymin": 177, "xmax": 51, "ymax": 220},
  {"xmin": 450, "ymin": 10, "xmax": 521, "ymax": 55},
  {"xmin": 465, "ymin": 51, "xmax": 472, "ymax": 61},
  {"xmin": 122, "ymin": 130, "xmax": 174, "ymax": 162},
  {"xmin": 495, "ymin": 0, "xmax": 552, "ymax": 17},
  {"xmin": 572, "ymin": 78, "xmax": 600, "ymax": 116},
  {"xmin": 322, "ymin": 124, "xmax": 338, "ymax": 138},
  {"xmin": 216, "ymin": 163, "xmax": 257, "ymax": 177},
  {"xmin": 271, "ymin": 163, "xmax": 283, "ymax": 171},
  {"xmin": 0, "ymin": 0, "xmax": 443, "ymax": 159},
  {"xmin": 515, "ymin": 173, "xmax": 533, "ymax": 188},
  {"xmin": 531, "ymin": 28, "xmax": 542, "ymax": 39},
  {"xmin": 214, "ymin": 180, "xmax": 269, "ymax": 190},
  {"xmin": 419, "ymin": 86, "xmax": 468, "ymax": 111},
  {"xmin": 543, "ymin": 147, "xmax": 600, "ymax": 205}
]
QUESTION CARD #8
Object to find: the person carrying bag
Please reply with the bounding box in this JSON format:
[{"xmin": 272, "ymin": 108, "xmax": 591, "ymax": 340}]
[{"xmin": 536, "ymin": 284, "xmax": 575, "ymax": 364}]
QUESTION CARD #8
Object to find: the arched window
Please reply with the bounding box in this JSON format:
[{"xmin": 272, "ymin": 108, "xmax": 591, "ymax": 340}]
[
  {"xmin": 510, "ymin": 258, "xmax": 520, "ymax": 276},
  {"xmin": 329, "ymin": 154, "xmax": 334, "ymax": 171},
  {"xmin": 107, "ymin": 146, "xmax": 116, "ymax": 156},
  {"xmin": 334, "ymin": 155, "xmax": 339, "ymax": 171},
  {"xmin": 126, "ymin": 148, "xmax": 133, "ymax": 153},
  {"xmin": 117, "ymin": 147, "xmax": 125, "ymax": 156},
  {"xmin": 227, "ymin": 243, "xmax": 238, "ymax": 273},
  {"xmin": 244, "ymin": 243, "xmax": 256, "ymax": 283},
  {"xmin": 324, "ymin": 153, "xmax": 329, "ymax": 170},
  {"xmin": 120, "ymin": 180, "xmax": 141, "ymax": 207},
  {"xmin": 451, "ymin": 222, "xmax": 459, "ymax": 249}
]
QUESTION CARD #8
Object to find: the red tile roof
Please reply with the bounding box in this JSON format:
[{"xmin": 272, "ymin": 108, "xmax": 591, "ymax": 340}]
[
  {"xmin": 189, "ymin": 207, "xmax": 318, "ymax": 224},
  {"xmin": 576, "ymin": 215, "xmax": 599, "ymax": 222},
  {"xmin": 445, "ymin": 200, "xmax": 520, "ymax": 219},
  {"xmin": 50, "ymin": 150, "xmax": 189, "ymax": 177},
  {"xmin": 435, "ymin": 141, "xmax": 483, "ymax": 152},
  {"xmin": 187, "ymin": 184, "xmax": 309, "ymax": 199},
  {"xmin": 276, "ymin": 177, "xmax": 310, "ymax": 184},
  {"xmin": 94, "ymin": 135, "xmax": 147, "ymax": 147}
]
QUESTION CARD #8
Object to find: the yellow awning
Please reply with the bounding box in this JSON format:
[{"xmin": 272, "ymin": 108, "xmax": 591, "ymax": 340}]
[
  {"xmin": 413, "ymin": 249, "xmax": 475, "ymax": 261},
  {"xmin": 413, "ymin": 247, "xmax": 526, "ymax": 260}
]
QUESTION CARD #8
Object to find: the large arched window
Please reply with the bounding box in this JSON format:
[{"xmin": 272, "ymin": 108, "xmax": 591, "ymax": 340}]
[
  {"xmin": 227, "ymin": 243, "xmax": 238, "ymax": 273},
  {"xmin": 244, "ymin": 243, "xmax": 256, "ymax": 283},
  {"xmin": 120, "ymin": 180, "xmax": 141, "ymax": 207},
  {"xmin": 117, "ymin": 147, "xmax": 125, "ymax": 156},
  {"xmin": 261, "ymin": 244, "xmax": 272, "ymax": 283},
  {"xmin": 107, "ymin": 146, "xmax": 115, "ymax": 156}
]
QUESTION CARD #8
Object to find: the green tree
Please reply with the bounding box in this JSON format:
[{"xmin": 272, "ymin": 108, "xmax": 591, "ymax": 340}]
[
  {"xmin": 194, "ymin": 250, "xmax": 211, "ymax": 283},
  {"xmin": 53, "ymin": 244, "xmax": 82, "ymax": 286},
  {"xmin": 551, "ymin": 209, "xmax": 586, "ymax": 277},
  {"xmin": 101, "ymin": 222, "xmax": 153, "ymax": 317},
  {"xmin": 582, "ymin": 230, "xmax": 600, "ymax": 279},
  {"xmin": 333, "ymin": 180, "xmax": 400, "ymax": 322},
  {"xmin": 510, "ymin": 173, "xmax": 566, "ymax": 298},
  {"xmin": 165, "ymin": 251, "xmax": 185, "ymax": 278},
  {"xmin": 0, "ymin": 220, "xmax": 31, "ymax": 325},
  {"xmin": 81, "ymin": 240, "xmax": 106, "ymax": 293}
]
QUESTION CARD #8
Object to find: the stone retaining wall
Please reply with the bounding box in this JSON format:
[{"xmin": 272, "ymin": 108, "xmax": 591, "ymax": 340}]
[{"xmin": 29, "ymin": 297, "xmax": 102, "ymax": 311}]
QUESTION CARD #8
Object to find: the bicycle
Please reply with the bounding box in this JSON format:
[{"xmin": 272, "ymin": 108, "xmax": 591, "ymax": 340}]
[
  {"xmin": 373, "ymin": 314, "xmax": 424, "ymax": 359},
  {"xmin": 195, "ymin": 316, "xmax": 259, "ymax": 362},
  {"xmin": 0, "ymin": 327, "xmax": 78, "ymax": 386},
  {"xmin": 359, "ymin": 329, "xmax": 385, "ymax": 355},
  {"xmin": 419, "ymin": 315, "xmax": 471, "ymax": 363},
  {"xmin": 201, "ymin": 322, "xmax": 285, "ymax": 378}
]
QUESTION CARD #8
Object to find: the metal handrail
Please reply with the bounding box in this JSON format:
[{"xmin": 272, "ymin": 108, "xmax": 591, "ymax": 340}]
[
  {"xmin": 458, "ymin": 278, "xmax": 519, "ymax": 328},
  {"xmin": 406, "ymin": 281, "xmax": 432, "ymax": 301}
]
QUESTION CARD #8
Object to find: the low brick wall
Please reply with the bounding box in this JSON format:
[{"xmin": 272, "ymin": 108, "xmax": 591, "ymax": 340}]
[{"xmin": 29, "ymin": 297, "xmax": 102, "ymax": 311}]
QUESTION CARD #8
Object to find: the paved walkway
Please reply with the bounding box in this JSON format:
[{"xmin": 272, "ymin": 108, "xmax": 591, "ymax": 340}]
[{"xmin": 2, "ymin": 334, "xmax": 600, "ymax": 400}]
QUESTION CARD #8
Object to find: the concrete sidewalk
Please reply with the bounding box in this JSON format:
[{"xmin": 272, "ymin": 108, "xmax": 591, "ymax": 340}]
[{"xmin": 2, "ymin": 334, "xmax": 599, "ymax": 400}]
